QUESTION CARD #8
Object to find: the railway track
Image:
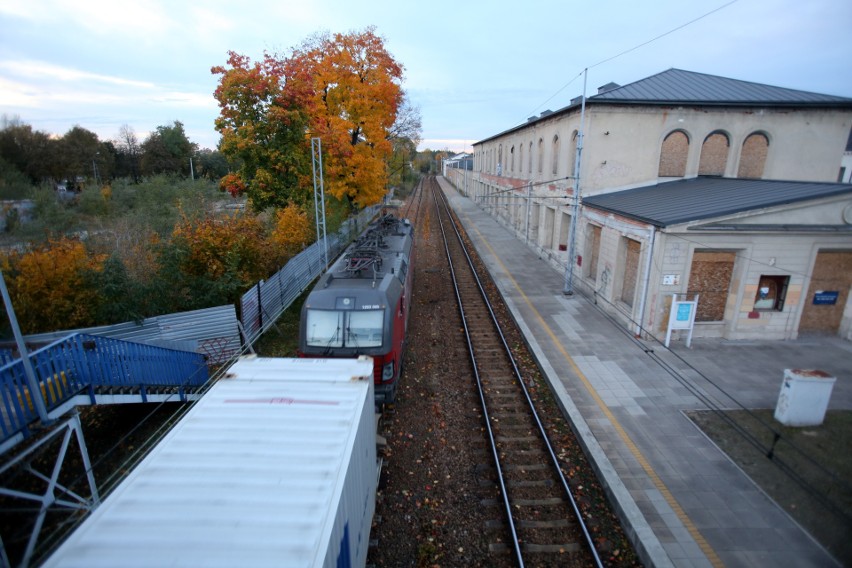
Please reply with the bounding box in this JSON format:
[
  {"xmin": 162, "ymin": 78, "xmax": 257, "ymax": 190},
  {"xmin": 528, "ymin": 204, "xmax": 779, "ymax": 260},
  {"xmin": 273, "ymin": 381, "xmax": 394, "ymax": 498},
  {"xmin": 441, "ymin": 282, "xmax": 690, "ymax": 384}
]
[{"xmin": 428, "ymin": 176, "xmax": 603, "ymax": 567}]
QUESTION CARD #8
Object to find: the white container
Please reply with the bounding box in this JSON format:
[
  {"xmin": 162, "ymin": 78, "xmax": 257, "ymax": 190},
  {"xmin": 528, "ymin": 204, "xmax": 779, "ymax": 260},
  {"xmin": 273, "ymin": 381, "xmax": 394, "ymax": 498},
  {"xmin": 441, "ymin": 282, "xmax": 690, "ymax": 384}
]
[
  {"xmin": 44, "ymin": 356, "xmax": 377, "ymax": 568},
  {"xmin": 774, "ymin": 368, "xmax": 836, "ymax": 427}
]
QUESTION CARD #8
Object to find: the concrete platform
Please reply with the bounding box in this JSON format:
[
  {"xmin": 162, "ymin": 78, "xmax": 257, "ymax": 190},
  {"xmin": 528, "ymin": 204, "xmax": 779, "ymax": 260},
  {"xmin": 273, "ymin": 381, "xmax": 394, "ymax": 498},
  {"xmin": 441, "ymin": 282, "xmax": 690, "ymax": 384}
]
[{"xmin": 438, "ymin": 176, "xmax": 851, "ymax": 568}]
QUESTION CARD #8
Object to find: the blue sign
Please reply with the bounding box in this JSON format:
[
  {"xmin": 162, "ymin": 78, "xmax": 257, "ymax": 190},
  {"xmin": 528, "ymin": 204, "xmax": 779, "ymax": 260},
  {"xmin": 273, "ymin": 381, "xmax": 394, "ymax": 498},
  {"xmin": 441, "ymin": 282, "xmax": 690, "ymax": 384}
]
[
  {"xmin": 676, "ymin": 303, "xmax": 692, "ymax": 321},
  {"xmin": 813, "ymin": 291, "xmax": 839, "ymax": 305}
]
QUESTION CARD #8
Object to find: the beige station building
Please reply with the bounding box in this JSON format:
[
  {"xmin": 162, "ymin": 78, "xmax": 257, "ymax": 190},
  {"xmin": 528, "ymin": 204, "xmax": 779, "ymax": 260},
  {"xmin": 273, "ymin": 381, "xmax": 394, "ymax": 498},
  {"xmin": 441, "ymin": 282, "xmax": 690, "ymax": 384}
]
[{"xmin": 444, "ymin": 69, "xmax": 852, "ymax": 342}]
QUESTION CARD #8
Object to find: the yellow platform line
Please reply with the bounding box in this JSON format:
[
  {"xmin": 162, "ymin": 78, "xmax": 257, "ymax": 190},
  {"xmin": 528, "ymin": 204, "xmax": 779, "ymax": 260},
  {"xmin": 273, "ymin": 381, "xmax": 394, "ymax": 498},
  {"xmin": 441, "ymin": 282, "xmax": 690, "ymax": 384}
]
[{"xmin": 465, "ymin": 219, "xmax": 724, "ymax": 568}]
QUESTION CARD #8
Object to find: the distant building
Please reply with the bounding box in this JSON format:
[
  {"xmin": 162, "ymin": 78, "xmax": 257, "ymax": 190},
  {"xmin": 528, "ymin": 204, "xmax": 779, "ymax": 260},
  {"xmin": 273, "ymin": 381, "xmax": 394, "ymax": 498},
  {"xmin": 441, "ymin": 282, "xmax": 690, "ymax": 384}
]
[{"xmin": 447, "ymin": 69, "xmax": 852, "ymax": 341}]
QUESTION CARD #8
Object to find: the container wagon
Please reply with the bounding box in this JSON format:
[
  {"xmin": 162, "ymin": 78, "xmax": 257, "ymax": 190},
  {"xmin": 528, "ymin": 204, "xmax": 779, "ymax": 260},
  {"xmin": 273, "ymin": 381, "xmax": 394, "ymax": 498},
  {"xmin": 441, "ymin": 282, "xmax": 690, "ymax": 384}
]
[
  {"xmin": 299, "ymin": 213, "xmax": 414, "ymax": 405},
  {"xmin": 43, "ymin": 356, "xmax": 378, "ymax": 568}
]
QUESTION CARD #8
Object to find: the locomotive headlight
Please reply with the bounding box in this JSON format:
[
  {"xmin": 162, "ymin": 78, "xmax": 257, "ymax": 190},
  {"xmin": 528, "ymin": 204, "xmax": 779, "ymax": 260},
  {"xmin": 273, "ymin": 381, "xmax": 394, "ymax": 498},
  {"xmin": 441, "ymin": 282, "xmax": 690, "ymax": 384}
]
[{"xmin": 382, "ymin": 361, "xmax": 394, "ymax": 382}]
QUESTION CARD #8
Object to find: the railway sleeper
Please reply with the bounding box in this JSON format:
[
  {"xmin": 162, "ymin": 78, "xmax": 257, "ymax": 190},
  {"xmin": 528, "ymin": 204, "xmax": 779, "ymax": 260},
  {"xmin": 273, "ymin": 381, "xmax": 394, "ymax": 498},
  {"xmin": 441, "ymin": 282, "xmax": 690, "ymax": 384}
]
[
  {"xmin": 506, "ymin": 478, "xmax": 554, "ymax": 489},
  {"xmin": 522, "ymin": 542, "xmax": 582, "ymax": 554}
]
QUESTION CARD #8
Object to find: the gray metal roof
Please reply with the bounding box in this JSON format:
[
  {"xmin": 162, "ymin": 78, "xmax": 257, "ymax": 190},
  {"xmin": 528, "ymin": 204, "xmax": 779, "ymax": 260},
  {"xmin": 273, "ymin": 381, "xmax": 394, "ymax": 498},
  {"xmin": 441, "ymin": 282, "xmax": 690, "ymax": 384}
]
[
  {"xmin": 590, "ymin": 68, "xmax": 852, "ymax": 106},
  {"xmin": 475, "ymin": 69, "xmax": 852, "ymax": 146},
  {"xmin": 582, "ymin": 177, "xmax": 852, "ymax": 227}
]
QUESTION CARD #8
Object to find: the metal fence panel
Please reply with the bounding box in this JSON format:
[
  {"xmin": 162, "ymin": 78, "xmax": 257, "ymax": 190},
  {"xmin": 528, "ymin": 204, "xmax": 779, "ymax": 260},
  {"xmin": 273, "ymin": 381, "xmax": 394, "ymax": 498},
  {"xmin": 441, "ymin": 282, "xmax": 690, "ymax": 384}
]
[{"xmin": 21, "ymin": 306, "xmax": 241, "ymax": 366}]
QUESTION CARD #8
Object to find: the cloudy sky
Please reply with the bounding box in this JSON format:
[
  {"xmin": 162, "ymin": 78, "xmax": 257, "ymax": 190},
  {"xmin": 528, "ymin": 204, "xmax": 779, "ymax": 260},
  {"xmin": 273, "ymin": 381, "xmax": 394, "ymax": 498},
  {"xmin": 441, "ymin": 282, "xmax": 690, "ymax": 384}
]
[{"xmin": 1, "ymin": 0, "xmax": 850, "ymax": 153}]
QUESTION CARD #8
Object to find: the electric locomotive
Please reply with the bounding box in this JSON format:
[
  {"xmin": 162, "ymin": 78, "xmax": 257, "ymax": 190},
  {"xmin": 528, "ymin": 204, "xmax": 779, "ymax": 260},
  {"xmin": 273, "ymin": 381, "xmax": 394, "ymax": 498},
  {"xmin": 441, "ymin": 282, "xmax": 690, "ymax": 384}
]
[{"xmin": 298, "ymin": 213, "xmax": 414, "ymax": 404}]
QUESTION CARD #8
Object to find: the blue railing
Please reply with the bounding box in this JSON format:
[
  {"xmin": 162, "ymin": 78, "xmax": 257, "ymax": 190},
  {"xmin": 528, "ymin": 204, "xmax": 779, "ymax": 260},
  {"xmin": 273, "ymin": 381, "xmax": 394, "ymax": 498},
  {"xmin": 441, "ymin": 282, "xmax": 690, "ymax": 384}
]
[{"xmin": 0, "ymin": 333, "xmax": 209, "ymax": 445}]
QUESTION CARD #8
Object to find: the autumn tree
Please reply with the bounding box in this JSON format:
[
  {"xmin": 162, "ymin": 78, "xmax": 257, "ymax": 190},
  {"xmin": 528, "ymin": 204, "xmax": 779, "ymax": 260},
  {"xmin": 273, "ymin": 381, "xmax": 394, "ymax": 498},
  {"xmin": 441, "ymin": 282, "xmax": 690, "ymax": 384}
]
[
  {"xmin": 284, "ymin": 27, "xmax": 404, "ymax": 210},
  {"xmin": 387, "ymin": 93, "xmax": 422, "ymax": 189},
  {"xmin": 156, "ymin": 210, "xmax": 275, "ymax": 310},
  {"xmin": 212, "ymin": 51, "xmax": 313, "ymax": 211},
  {"xmin": 1, "ymin": 238, "xmax": 105, "ymax": 334},
  {"xmin": 270, "ymin": 203, "xmax": 312, "ymax": 261}
]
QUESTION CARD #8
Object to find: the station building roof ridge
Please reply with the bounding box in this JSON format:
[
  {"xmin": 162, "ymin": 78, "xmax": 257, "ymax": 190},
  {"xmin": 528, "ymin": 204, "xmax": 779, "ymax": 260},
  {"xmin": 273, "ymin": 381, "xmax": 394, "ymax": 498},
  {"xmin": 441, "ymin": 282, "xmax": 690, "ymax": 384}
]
[
  {"xmin": 582, "ymin": 176, "xmax": 852, "ymax": 228},
  {"xmin": 590, "ymin": 68, "xmax": 852, "ymax": 106},
  {"xmin": 475, "ymin": 69, "xmax": 852, "ymax": 145}
]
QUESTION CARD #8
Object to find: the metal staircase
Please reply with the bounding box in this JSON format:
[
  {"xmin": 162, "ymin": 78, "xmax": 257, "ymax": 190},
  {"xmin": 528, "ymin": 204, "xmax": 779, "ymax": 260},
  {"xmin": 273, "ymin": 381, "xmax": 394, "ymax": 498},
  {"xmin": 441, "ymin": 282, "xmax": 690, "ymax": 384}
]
[{"xmin": 0, "ymin": 333, "xmax": 209, "ymax": 452}]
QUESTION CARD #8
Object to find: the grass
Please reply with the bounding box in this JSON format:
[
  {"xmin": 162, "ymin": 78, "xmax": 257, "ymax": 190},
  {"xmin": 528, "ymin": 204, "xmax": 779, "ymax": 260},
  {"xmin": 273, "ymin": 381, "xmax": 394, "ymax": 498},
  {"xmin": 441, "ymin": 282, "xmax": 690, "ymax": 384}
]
[
  {"xmin": 686, "ymin": 409, "xmax": 852, "ymax": 564},
  {"xmin": 251, "ymin": 288, "xmax": 311, "ymax": 357}
]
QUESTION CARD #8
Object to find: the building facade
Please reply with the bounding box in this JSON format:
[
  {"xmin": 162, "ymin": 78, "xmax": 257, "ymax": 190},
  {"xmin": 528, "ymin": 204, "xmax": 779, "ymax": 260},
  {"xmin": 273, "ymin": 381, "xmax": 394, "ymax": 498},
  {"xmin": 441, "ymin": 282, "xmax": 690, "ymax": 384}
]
[{"xmin": 446, "ymin": 69, "xmax": 852, "ymax": 341}]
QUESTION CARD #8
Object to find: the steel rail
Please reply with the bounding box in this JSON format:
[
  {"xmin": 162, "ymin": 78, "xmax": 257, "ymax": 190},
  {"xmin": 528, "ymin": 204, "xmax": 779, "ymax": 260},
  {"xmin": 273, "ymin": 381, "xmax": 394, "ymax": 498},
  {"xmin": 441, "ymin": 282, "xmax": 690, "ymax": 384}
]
[
  {"xmin": 428, "ymin": 177, "xmax": 524, "ymax": 567},
  {"xmin": 432, "ymin": 177, "xmax": 604, "ymax": 568}
]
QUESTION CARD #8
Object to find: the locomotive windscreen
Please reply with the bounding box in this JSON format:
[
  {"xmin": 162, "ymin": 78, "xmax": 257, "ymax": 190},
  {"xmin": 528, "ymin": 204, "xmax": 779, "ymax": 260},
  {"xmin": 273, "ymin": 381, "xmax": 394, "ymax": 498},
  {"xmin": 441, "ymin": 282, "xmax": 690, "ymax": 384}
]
[{"xmin": 305, "ymin": 308, "xmax": 385, "ymax": 348}]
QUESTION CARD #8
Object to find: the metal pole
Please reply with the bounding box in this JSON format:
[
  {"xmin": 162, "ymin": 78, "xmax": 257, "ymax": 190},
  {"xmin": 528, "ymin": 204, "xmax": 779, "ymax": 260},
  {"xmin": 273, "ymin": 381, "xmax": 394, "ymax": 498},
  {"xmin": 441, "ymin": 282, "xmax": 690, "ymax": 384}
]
[
  {"xmin": 564, "ymin": 68, "xmax": 588, "ymax": 296},
  {"xmin": 0, "ymin": 270, "xmax": 50, "ymax": 423},
  {"xmin": 311, "ymin": 138, "xmax": 329, "ymax": 270},
  {"xmin": 525, "ymin": 182, "xmax": 532, "ymax": 245},
  {"xmin": 190, "ymin": 157, "xmax": 195, "ymax": 180}
]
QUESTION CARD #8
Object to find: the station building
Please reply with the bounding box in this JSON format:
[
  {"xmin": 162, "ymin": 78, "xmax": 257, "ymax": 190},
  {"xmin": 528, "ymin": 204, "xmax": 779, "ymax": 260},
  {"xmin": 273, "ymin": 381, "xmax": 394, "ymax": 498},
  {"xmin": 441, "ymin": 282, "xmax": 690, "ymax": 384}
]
[{"xmin": 445, "ymin": 68, "xmax": 852, "ymax": 341}]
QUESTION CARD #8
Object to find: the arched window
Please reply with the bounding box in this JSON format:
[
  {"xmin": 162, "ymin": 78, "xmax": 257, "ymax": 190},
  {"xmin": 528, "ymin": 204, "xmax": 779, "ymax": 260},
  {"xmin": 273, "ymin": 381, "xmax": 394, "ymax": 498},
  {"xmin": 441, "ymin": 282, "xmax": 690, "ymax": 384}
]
[
  {"xmin": 568, "ymin": 130, "xmax": 579, "ymax": 177},
  {"xmin": 658, "ymin": 130, "xmax": 689, "ymax": 177},
  {"xmin": 698, "ymin": 131, "xmax": 729, "ymax": 176},
  {"xmin": 510, "ymin": 146, "xmax": 515, "ymax": 172},
  {"xmin": 519, "ymin": 143, "xmax": 524, "ymax": 174},
  {"xmin": 537, "ymin": 138, "xmax": 544, "ymax": 173},
  {"xmin": 552, "ymin": 134, "xmax": 560, "ymax": 175},
  {"xmin": 528, "ymin": 141, "xmax": 533, "ymax": 173},
  {"xmin": 737, "ymin": 132, "xmax": 769, "ymax": 178},
  {"xmin": 498, "ymin": 144, "xmax": 503, "ymax": 175}
]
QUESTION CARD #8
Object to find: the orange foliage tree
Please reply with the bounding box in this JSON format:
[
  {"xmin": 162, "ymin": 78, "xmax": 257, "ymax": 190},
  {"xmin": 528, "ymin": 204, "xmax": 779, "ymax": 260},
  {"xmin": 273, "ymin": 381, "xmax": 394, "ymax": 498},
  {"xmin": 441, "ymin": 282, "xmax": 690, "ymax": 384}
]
[
  {"xmin": 271, "ymin": 203, "xmax": 312, "ymax": 261},
  {"xmin": 164, "ymin": 211, "xmax": 276, "ymax": 308},
  {"xmin": 212, "ymin": 51, "xmax": 313, "ymax": 211},
  {"xmin": 1, "ymin": 238, "xmax": 105, "ymax": 334},
  {"xmin": 284, "ymin": 27, "xmax": 404, "ymax": 210}
]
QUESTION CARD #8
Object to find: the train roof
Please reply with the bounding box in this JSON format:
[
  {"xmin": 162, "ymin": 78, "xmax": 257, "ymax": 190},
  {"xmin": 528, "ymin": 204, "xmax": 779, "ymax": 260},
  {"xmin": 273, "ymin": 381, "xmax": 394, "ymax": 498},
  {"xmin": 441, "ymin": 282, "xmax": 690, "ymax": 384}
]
[
  {"xmin": 311, "ymin": 214, "xmax": 413, "ymax": 299},
  {"xmin": 44, "ymin": 357, "xmax": 376, "ymax": 568}
]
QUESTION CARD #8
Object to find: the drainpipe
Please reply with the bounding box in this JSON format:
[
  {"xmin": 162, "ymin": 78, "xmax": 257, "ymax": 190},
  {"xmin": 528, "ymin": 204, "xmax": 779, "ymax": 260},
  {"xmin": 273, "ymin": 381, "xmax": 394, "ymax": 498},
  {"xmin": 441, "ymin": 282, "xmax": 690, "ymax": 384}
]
[{"xmin": 635, "ymin": 226, "xmax": 657, "ymax": 338}]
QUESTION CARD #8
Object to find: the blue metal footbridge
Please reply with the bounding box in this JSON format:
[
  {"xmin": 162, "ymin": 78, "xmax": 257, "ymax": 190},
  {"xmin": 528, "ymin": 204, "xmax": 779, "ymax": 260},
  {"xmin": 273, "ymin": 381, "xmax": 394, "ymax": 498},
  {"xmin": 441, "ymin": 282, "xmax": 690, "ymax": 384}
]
[{"xmin": 0, "ymin": 333, "xmax": 209, "ymax": 452}]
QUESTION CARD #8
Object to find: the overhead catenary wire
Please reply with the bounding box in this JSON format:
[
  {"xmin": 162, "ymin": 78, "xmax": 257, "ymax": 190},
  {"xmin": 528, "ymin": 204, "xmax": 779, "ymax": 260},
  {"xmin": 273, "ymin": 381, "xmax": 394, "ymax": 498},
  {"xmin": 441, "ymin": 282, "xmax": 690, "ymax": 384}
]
[{"xmin": 525, "ymin": 0, "xmax": 740, "ymax": 121}]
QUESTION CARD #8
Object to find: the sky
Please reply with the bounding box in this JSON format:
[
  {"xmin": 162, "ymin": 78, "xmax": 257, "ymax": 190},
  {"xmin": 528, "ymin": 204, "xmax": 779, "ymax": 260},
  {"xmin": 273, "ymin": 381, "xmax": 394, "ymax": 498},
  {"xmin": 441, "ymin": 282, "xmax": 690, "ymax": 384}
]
[{"xmin": 1, "ymin": 0, "xmax": 851, "ymax": 154}]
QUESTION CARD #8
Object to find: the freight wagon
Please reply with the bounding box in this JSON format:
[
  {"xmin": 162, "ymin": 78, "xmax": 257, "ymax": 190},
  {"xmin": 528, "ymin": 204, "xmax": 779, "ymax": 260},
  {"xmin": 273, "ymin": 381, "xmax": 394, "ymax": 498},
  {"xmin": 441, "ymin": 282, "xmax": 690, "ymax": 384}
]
[{"xmin": 43, "ymin": 356, "xmax": 378, "ymax": 568}]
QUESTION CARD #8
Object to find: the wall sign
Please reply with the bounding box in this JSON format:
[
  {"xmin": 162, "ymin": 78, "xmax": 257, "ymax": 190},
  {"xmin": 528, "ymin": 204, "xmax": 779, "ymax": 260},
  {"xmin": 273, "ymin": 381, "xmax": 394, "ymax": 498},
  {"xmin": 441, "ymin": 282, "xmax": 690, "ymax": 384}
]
[{"xmin": 812, "ymin": 291, "xmax": 839, "ymax": 305}]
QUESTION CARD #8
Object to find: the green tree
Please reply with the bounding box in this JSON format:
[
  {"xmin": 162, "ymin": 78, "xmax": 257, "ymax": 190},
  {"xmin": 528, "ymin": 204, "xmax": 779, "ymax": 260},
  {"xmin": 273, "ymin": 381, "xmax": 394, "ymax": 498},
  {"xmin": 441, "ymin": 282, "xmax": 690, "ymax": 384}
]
[
  {"xmin": 141, "ymin": 121, "xmax": 195, "ymax": 176},
  {"xmin": 0, "ymin": 120, "xmax": 54, "ymax": 184}
]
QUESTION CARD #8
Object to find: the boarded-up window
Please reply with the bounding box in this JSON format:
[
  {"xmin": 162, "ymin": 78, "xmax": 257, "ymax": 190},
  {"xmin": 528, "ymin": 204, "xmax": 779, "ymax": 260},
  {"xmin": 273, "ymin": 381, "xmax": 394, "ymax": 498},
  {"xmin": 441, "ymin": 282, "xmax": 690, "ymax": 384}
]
[
  {"xmin": 537, "ymin": 138, "xmax": 544, "ymax": 173},
  {"xmin": 737, "ymin": 132, "xmax": 769, "ymax": 178},
  {"xmin": 585, "ymin": 224, "xmax": 601, "ymax": 280},
  {"xmin": 658, "ymin": 130, "xmax": 689, "ymax": 177},
  {"xmin": 799, "ymin": 251, "xmax": 852, "ymax": 334},
  {"xmin": 698, "ymin": 131, "xmax": 729, "ymax": 176},
  {"xmin": 620, "ymin": 238, "xmax": 641, "ymax": 307},
  {"xmin": 687, "ymin": 250, "xmax": 735, "ymax": 322},
  {"xmin": 519, "ymin": 144, "xmax": 524, "ymax": 174},
  {"xmin": 552, "ymin": 135, "xmax": 560, "ymax": 175}
]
